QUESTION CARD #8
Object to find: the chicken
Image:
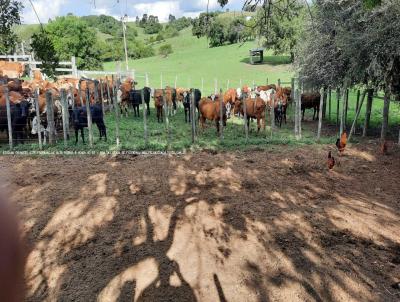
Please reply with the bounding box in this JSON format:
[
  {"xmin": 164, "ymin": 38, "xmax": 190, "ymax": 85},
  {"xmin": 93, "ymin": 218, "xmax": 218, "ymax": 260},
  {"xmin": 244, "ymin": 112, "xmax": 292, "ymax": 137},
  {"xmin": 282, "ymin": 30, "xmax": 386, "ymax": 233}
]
[
  {"xmin": 336, "ymin": 131, "xmax": 347, "ymax": 155},
  {"xmin": 327, "ymin": 151, "xmax": 335, "ymax": 170},
  {"xmin": 380, "ymin": 140, "xmax": 388, "ymax": 155}
]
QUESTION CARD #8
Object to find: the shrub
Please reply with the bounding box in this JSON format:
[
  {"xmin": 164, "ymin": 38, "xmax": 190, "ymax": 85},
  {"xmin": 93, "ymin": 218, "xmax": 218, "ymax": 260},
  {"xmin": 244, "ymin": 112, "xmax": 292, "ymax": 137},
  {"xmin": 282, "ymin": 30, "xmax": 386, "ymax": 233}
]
[{"xmin": 159, "ymin": 44, "xmax": 173, "ymax": 57}]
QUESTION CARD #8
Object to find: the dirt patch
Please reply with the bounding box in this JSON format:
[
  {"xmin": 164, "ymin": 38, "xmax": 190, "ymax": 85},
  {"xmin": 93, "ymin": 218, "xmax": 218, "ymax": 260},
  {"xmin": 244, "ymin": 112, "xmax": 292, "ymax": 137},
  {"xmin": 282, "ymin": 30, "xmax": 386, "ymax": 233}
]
[{"xmin": 1, "ymin": 141, "xmax": 400, "ymax": 302}]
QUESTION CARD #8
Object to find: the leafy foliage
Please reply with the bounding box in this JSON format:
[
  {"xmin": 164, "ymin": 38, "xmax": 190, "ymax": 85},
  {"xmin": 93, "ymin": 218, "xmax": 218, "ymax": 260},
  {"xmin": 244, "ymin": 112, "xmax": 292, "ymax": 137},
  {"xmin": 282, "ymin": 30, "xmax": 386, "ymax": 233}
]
[
  {"xmin": 81, "ymin": 15, "xmax": 121, "ymax": 35},
  {"xmin": 0, "ymin": 0, "xmax": 23, "ymax": 54},
  {"xmin": 44, "ymin": 16, "xmax": 103, "ymax": 70},
  {"xmin": 31, "ymin": 30, "xmax": 59, "ymax": 79},
  {"xmin": 159, "ymin": 44, "xmax": 173, "ymax": 57},
  {"xmin": 297, "ymin": 0, "xmax": 400, "ymax": 95}
]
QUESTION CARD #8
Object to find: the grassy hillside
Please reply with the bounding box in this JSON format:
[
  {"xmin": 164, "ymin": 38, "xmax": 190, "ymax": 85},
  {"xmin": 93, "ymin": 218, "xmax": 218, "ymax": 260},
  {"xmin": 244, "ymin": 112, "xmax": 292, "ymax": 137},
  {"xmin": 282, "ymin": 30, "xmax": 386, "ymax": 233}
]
[{"xmin": 104, "ymin": 27, "xmax": 293, "ymax": 95}]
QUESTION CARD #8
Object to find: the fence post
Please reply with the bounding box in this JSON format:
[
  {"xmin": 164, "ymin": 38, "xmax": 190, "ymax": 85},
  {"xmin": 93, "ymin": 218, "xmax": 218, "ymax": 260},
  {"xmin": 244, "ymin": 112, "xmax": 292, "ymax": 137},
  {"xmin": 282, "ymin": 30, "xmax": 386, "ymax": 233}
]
[
  {"xmin": 328, "ymin": 88, "xmax": 332, "ymax": 121},
  {"xmin": 270, "ymin": 91, "xmax": 275, "ymax": 138},
  {"xmin": 78, "ymin": 81, "xmax": 84, "ymax": 106},
  {"xmin": 226, "ymin": 79, "xmax": 230, "ymax": 91},
  {"xmin": 243, "ymin": 94, "xmax": 248, "ymax": 142},
  {"xmin": 380, "ymin": 90, "xmax": 390, "ymax": 142},
  {"xmin": 291, "ymin": 78, "xmax": 295, "ymax": 101},
  {"xmin": 299, "ymin": 89, "xmax": 302, "ymax": 138},
  {"xmin": 348, "ymin": 89, "xmax": 367, "ymax": 143},
  {"xmin": 336, "ymin": 88, "xmax": 340, "ymax": 126},
  {"xmin": 191, "ymin": 91, "xmax": 196, "ymax": 144},
  {"xmin": 71, "ymin": 56, "xmax": 78, "ymax": 77},
  {"xmin": 278, "ymin": 79, "xmax": 281, "ymax": 88},
  {"xmin": 45, "ymin": 90, "xmax": 56, "ymax": 145},
  {"xmin": 99, "ymin": 79, "xmax": 105, "ymax": 114},
  {"xmin": 141, "ymin": 89, "xmax": 148, "ymax": 146},
  {"xmin": 106, "ymin": 77, "xmax": 112, "ymax": 110},
  {"xmin": 174, "ymin": 75, "xmax": 177, "ymax": 89},
  {"xmin": 317, "ymin": 88, "xmax": 324, "ymax": 141},
  {"xmin": 5, "ymin": 88, "xmax": 13, "ymax": 149},
  {"xmin": 160, "ymin": 73, "xmax": 163, "ymax": 89},
  {"xmin": 294, "ymin": 89, "xmax": 299, "ymax": 139},
  {"xmin": 363, "ymin": 89, "xmax": 373, "ymax": 137},
  {"xmin": 201, "ymin": 78, "xmax": 204, "ymax": 92},
  {"xmin": 219, "ymin": 88, "xmax": 224, "ymax": 141},
  {"xmin": 34, "ymin": 89, "xmax": 42, "ymax": 150},
  {"xmin": 355, "ymin": 90, "xmax": 360, "ymax": 116},
  {"xmin": 85, "ymin": 87, "xmax": 94, "ymax": 147},
  {"xmin": 162, "ymin": 90, "xmax": 170, "ymax": 149},
  {"xmin": 344, "ymin": 88, "xmax": 349, "ymax": 129},
  {"xmin": 60, "ymin": 89, "xmax": 68, "ymax": 146},
  {"xmin": 214, "ymin": 79, "xmax": 217, "ymax": 95},
  {"xmin": 114, "ymin": 78, "xmax": 121, "ymax": 147}
]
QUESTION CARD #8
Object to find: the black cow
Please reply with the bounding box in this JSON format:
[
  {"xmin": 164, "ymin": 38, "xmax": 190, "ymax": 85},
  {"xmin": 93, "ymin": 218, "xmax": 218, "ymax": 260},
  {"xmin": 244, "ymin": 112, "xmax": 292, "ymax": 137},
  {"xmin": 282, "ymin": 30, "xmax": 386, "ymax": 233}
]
[
  {"xmin": 128, "ymin": 87, "xmax": 151, "ymax": 117},
  {"xmin": 182, "ymin": 89, "xmax": 202, "ymax": 123},
  {"xmin": 72, "ymin": 105, "xmax": 107, "ymax": 144},
  {"xmin": 274, "ymin": 101, "xmax": 284, "ymax": 128},
  {"xmin": 0, "ymin": 100, "xmax": 31, "ymax": 144}
]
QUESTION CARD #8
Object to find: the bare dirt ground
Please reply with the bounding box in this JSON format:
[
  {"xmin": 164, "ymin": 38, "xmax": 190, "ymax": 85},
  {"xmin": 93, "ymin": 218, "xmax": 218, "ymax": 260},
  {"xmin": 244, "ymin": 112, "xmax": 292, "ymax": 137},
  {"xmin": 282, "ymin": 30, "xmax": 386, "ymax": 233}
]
[{"xmin": 1, "ymin": 141, "xmax": 400, "ymax": 302}]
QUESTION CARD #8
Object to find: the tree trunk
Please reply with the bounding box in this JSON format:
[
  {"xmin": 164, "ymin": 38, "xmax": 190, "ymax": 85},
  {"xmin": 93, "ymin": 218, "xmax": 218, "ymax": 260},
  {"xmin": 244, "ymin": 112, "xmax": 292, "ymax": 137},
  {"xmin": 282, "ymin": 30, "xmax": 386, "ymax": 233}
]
[
  {"xmin": 380, "ymin": 90, "xmax": 390, "ymax": 142},
  {"xmin": 363, "ymin": 89, "xmax": 374, "ymax": 137}
]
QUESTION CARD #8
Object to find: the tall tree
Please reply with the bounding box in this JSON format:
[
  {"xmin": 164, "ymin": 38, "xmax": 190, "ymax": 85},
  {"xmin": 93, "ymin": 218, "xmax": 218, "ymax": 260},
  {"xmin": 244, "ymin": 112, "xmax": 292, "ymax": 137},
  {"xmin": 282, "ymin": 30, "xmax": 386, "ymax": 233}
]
[{"xmin": 0, "ymin": 0, "xmax": 23, "ymax": 54}]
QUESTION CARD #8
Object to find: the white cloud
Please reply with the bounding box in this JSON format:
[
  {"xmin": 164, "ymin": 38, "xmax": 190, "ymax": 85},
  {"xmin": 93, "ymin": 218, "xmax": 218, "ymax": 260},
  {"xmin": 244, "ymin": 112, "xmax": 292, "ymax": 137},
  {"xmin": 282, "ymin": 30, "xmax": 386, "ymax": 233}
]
[
  {"xmin": 133, "ymin": 1, "xmax": 182, "ymax": 22},
  {"xmin": 23, "ymin": 0, "xmax": 66, "ymax": 24}
]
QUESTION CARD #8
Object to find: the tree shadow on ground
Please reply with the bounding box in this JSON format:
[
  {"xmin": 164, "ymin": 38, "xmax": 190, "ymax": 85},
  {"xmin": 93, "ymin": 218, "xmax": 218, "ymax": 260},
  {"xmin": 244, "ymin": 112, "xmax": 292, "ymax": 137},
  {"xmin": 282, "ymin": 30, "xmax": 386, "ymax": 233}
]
[{"xmin": 4, "ymin": 143, "xmax": 400, "ymax": 302}]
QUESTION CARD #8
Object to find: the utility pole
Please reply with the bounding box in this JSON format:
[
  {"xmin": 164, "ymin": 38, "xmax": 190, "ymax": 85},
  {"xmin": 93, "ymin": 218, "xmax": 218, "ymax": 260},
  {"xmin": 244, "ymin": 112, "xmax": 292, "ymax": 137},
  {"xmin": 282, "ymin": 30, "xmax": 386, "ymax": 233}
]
[{"xmin": 121, "ymin": 14, "xmax": 129, "ymax": 71}]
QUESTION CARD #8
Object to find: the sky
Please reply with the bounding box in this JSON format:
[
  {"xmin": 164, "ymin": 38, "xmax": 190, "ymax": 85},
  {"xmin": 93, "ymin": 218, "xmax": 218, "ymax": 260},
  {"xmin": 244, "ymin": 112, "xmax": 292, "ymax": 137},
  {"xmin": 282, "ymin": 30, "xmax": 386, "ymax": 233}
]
[{"xmin": 22, "ymin": 0, "xmax": 244, "ymax": 24}]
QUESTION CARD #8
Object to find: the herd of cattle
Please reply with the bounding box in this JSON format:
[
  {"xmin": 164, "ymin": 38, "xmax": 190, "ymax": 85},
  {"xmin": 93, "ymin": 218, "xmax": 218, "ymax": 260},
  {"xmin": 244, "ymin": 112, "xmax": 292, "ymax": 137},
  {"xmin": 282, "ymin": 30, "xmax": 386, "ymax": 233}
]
[{"xmin": 0, "ymin": 70, "xmax": 323, "ymax": 145}]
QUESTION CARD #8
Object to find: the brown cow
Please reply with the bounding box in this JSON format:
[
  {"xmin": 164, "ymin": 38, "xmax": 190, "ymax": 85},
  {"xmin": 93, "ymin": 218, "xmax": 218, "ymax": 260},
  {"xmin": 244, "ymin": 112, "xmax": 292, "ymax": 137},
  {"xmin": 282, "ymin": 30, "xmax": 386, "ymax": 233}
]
[
  {"xmin": 234, "ymin": 97, "xmax": 266, "ymax": 132},
  {"xmin": 223, "ymin": 88, "xmax": 238, "ymax": 105},
  {"xmin": 199, "ymin": 97, "xmax": 227, "ymax": 133},
  {"xmin": 153, "ymin": 87, "xmax": 175, "ymax": 123},
  {"xmin": 0, "ymin": 61, "xmax": 25, "ymax": 78},
  {"xmin": 301, "ymin": 92, "xmax": 321, "ymax": 120}
]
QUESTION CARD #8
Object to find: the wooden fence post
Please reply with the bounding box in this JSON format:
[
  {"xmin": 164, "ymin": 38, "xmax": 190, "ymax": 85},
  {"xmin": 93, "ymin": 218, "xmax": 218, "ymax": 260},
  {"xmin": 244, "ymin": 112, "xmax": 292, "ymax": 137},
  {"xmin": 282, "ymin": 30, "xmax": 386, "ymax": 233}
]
[
  {"xmin": 162, "ymin": 89, "xmax": 170, "ymax": 148},
  {"xmin": 344, "ymin": 88, "xmax": 349, "ymax": 129},
  {"xmin": 348, "ymin": 89, "xmax": 367, "ymax": 142},
  {"xmin": 160, "ymin": 73, "xmax": 163, "ymax": 89},
  {"xmin": 114, "ymin": 78, "xmax": 121, "ymax": 147},
  {"xmin": 34, "ymin": 89, "xmax": 42, "ymax": 150},
  {"xmin": 191, "ymin": 90, "xmax": 196, "ymax": 144},
  {"xmin": 106, "ymin": 76, "xmax": 112, "ymax": 110},
  {"xmin": 336, "ymin": 88, "xmax": 340, "ymax": 126},
  {"xmin": 296, "ymin": 88, "xmax": 302, "ymax": 140},
  {"xmin": 317, "ymin": 88, "xmax": 324, "ymax": 141},
  {"xmin": 291, "ymin": 78, "xmax": 295, "ymax": 101},
  {"xmin": 78, "ymin": 81, "xmax": 84, "ymax": 106},
  {"xmin": 45, "ymin": 90, "xmax": 56, "ymax": 145},
  {"xmin": 363, "ymin": 89, "xmax": 373, "ymax": 137},
  {"xmin": 60, "ymin": 89, "xmax": 68, "ymax": 146},
  {"xmin": 5, "ymin": 88, "xmax": 13, "ymax": 149},
  {"xmin": 214, "ymin": 79, "xmax": 217, "ymax": 95},
  {"xmin": 243, "ymin": 93, "xmax": 248, "ymax": 142},
  {"xmin": 381, "ymin": 90, "xmax": 390, "ymax": 142},
  {"xmin": 141, "ymin": 89, "xmax": 148, "ymax": 146},
  {"xmin": 201, "ymin": 78, "xmax": 204, "ymax": 92},
  {"xmin": 355, "ymin": 90, "xmax": 360, "ymax": 115},
  {"xmin": 328, "ymin": 88, "xmax": 332, "ymax": 120},
  {"xmin": 270, "ymin": 91, "xmax": 275, "ymax": 138},
  {"xmin": 99, "ymin": 80, "xmax": 105, "ymax": 114},
  {"xmin": 174, "ymin": 75, "xmax": 177, "ymax": 89},
  {"xmin": 85, "ymin": 87, "xmax": 94, "ymax": 147},
  {"xmin": 226, "ymin": 79, "xmax": 230, "ymax": 90},
  {"xmin": 219, "ymin": 88, "xmax": 224, "ymax": 141},
  {"xmin": 278, "ymin": 79, "xmax": 281, "ymax": 88}
]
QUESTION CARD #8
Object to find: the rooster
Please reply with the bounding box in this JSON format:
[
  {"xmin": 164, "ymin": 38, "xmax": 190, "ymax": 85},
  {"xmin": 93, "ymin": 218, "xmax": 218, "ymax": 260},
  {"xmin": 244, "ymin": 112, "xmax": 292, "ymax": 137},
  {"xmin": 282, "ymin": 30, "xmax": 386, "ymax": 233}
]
[
  {"xmin": 336, "ymin": 132, "xmax": 347, "ymax": 156},
  {"xmin": 327, "ymin": 151, "xmax": 335, "ymax": 170}
]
